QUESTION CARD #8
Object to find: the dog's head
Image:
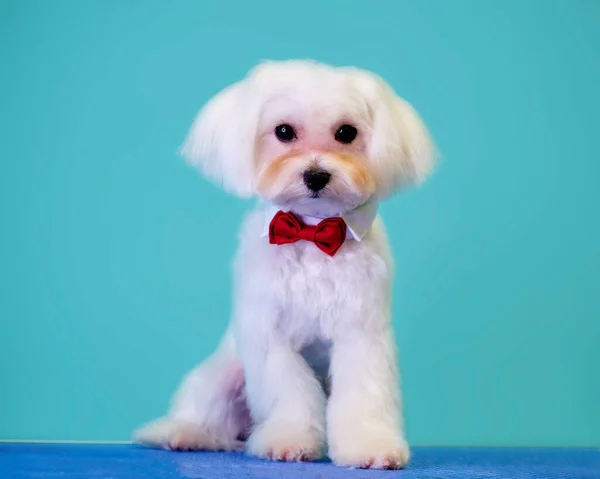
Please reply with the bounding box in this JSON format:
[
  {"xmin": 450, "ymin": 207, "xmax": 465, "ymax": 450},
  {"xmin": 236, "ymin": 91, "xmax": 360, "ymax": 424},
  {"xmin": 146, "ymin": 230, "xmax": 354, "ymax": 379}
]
[{"xmin": 181, "ymin": 60, "xmax": 435, "ymax": 217}]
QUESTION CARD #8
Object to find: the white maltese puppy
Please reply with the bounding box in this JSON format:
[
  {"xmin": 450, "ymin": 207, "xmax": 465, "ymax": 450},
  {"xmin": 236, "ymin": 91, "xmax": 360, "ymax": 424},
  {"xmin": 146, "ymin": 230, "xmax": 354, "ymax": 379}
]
[{"xmin": 134, "ymin": 59, "xmax": 435, "ymax": 470}]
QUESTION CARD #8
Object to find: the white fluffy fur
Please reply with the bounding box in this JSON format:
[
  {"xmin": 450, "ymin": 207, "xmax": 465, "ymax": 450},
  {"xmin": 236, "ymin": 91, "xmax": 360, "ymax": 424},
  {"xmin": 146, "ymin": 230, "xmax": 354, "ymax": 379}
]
[{"xmin": 134, "ymin": 60, "xmax": 434, "ymax": 470}]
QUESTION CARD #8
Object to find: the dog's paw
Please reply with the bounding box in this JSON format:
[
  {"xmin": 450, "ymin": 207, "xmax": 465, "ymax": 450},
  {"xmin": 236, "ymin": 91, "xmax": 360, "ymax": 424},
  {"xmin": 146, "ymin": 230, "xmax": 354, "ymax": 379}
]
[
  {"xmin": 246, "ymin": 421, "xmax": 324, "ymax": 462},
  {"xmin": 133, "ymin": 417, "xmax": 244, "ymax": 452},
  {"xmin": 329, "ymin": 436, "xmax": 410, "ymax": 470}
]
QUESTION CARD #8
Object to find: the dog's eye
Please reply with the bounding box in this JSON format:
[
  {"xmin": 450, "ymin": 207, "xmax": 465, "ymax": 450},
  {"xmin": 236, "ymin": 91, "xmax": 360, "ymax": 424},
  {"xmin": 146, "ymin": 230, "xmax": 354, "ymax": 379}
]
[
  {"xmin": 274, "ymin": 124, "xmax": 297, "ymax": 142},
  {"xmin": 334, "ymin": 124, "xmax": 358, "ymax": 144}
]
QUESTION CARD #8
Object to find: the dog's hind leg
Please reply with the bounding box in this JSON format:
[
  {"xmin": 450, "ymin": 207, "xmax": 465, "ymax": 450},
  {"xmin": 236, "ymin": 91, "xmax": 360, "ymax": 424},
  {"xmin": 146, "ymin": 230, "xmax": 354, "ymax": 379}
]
[{"xmin": 133, "ymin": 330, "xmax": 250, "ymax": 451}]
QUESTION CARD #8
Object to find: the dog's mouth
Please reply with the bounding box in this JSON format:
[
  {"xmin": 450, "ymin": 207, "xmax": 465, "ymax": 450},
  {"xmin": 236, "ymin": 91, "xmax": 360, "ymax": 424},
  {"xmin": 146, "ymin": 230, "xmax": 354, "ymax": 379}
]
[{"xmin": 257, "ymin": 153, "xmax": 375, "ymax": 217}]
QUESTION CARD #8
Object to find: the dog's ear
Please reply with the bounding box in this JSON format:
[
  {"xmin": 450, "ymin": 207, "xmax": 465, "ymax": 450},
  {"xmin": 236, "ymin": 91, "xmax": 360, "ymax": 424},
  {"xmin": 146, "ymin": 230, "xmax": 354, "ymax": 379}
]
[
  {"xmin": 350, "ymin": 69, "xmax": 436, "ymax": 197},
  {"xmin": 180, "ymin": 80, "xmax": 257, "ymax": 197}
]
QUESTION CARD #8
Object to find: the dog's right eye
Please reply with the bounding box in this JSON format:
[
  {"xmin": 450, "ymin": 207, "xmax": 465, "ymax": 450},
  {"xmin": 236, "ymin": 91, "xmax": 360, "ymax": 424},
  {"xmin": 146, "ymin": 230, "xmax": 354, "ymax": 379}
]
[{"xmin": 274, "ymin": 124, "xmax": 297, "ymax": 142}]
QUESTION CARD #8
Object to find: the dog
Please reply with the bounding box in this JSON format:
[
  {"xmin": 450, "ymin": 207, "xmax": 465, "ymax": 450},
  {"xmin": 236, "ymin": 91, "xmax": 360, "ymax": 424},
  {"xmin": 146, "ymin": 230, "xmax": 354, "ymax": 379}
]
[{"xmin": 134, "ymin": 59, "xmax": 435, "ymax": 470}]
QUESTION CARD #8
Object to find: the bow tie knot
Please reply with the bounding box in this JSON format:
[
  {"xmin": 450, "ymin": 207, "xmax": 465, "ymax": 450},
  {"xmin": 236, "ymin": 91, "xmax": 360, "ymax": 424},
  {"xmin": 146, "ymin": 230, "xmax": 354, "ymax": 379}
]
[{"xmin": 268, "ymin": 211, "xmax": 347, "ymax": 257}]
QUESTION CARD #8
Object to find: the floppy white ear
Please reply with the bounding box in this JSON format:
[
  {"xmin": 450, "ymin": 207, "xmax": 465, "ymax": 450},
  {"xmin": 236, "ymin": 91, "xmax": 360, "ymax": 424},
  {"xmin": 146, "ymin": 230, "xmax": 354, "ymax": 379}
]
[
  {"xmin": 354, "ymin": 71, "xmax": 436, "ymax": 197},
  {"xmin": 180, "ymin": 81, "xmax": 258, "ymax": 197}
]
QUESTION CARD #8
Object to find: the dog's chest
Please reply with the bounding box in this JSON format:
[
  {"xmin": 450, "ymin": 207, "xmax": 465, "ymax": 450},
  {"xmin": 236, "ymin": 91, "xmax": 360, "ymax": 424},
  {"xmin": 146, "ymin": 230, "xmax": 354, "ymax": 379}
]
[
  {"xmin": 237, "ymin": 210, "xmax": 389, "ymax": 341},
  {"xmin": 264, "ymin": 239, "xmax": 381, "ymax": 339},
  {"xmin": 274, "ymin": 242, "xmax": 352, "ymax": 304}
]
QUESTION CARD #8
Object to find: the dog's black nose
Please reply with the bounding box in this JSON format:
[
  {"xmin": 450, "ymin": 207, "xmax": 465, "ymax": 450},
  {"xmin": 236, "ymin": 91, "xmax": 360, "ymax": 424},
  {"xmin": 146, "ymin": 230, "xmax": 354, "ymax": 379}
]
[{"xmin": 303, "ymin": 169, "xmax": 331, "ymax": 192}]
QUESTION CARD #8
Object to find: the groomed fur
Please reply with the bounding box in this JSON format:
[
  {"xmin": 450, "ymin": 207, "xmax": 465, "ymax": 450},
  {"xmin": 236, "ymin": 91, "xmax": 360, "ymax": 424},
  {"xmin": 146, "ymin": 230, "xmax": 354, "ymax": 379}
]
[{"xmin": 134, "ymin": 60, "xmax": 435, "ymax": 470}]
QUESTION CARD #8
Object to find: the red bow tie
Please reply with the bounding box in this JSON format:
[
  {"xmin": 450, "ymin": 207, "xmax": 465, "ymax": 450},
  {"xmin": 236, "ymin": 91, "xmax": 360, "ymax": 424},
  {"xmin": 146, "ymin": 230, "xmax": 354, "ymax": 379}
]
[{"xmin": 269, "ymin": 211, "xmax": 347, "ymax": 257}]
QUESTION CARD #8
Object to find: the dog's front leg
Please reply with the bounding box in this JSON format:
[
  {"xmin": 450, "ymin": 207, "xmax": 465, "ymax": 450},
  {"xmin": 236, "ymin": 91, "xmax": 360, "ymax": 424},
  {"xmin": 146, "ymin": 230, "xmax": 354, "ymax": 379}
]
[
  {"xmin": 327, "ymin": 325, "xmax": 410, "ymax": 469},
  {"xmin": 239, "ymin": 320, "xmax": 326, "ymax": 462}
]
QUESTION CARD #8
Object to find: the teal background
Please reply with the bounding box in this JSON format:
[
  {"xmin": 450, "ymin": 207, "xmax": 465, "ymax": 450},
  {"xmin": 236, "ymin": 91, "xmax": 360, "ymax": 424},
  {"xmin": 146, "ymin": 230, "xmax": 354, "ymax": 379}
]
[{"xmin": 1, "ymin": 0, "xmax": 599, "ymax": 446}]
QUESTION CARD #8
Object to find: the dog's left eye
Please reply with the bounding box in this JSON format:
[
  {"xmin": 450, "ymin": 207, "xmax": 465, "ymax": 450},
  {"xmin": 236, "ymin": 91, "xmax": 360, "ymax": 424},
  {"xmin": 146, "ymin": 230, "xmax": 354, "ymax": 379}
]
[
  {"xmin": 274, "ymin": 124, "xmax": 297, "ymax": 142},
  {"xmin": 334, "ymin": 125, "xmax": 358, "ymax": 144}
]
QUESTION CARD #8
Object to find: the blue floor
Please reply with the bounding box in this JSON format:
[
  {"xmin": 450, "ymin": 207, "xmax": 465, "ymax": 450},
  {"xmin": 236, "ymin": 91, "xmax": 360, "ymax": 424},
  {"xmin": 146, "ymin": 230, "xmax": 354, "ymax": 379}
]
[{"xmin": 0, "ymin": 444, "xmax": 598, "ymax": 479}]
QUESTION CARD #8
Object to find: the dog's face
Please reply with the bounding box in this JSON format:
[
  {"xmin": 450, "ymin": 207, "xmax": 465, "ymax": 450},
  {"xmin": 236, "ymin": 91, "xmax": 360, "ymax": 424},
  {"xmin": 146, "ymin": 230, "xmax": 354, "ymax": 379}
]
[{"xmin": 182, "ymin": 60, "xmax": 434, "ymax": 217}]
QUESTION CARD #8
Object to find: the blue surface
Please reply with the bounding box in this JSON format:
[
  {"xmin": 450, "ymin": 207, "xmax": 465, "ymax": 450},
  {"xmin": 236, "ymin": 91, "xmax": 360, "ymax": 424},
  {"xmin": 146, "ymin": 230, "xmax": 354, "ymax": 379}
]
[{"xmin": 0, "ymin": 444, "xmax": 598, "ymax": 479}]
